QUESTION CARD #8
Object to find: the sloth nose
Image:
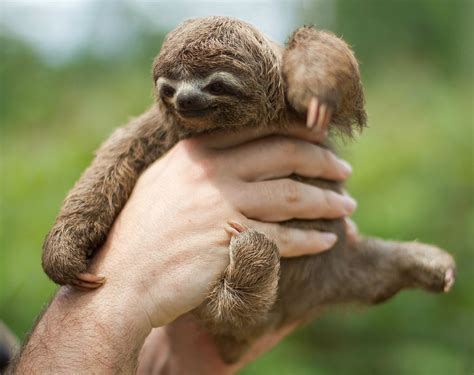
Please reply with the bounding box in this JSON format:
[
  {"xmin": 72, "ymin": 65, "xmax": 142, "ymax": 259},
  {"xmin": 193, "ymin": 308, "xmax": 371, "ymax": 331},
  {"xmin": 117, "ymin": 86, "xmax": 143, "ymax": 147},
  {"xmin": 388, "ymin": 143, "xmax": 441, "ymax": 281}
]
[{"xmin": 176, "ymin": 92, "xmax": 208, "ymax": 111}]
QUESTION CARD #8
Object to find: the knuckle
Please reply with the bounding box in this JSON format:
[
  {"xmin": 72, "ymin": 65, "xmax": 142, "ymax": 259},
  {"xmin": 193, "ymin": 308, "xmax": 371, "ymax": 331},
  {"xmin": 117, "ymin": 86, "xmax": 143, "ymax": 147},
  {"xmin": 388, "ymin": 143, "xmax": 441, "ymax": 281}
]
[
  {"xmin": 277, "ymin": 226, "xmax": 291, "ymax": 248},
  {"xmin": 283, "ymin": 180, "xmax": 301, "ymax": 204},
  {"xmin": 228, "ymin": 184, "xmax": 249, "ymax": 211},
  {"xmin": 175, "ymin": 138, "xmax": 197, "ymax": 152},
  {"xmin": 320, "ymin": 148, "xmax": 334, "ymax": 168},
  {"xmin": 173, "ymin": 139, "xmax": 222, "ymax": 182},
  {"xmin": 189, "ymin": 155, "xmax": 220, "ymax": 182},
  {"xmin": 325, "ymin": 191, "xmax": 344, "ymax": 214},
  {"xmin": 280, "ymin": 138, "xmax": 298, "ymax": 157},
  {"xmin": 321, "ymin": 190, "xmax": 335, "ymax": 212},
  {"xmin": 205, "ymin": 188, "xmax": 225, "ymax": 208}
]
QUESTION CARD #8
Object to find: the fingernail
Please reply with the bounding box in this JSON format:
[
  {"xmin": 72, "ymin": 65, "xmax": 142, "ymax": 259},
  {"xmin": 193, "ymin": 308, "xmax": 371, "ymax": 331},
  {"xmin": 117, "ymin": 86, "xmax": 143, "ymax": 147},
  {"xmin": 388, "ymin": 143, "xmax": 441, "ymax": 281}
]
[
  {"xmin": 343, "ymin": 196, "xmax": 357, "ymax": 214},
  {"xmin": 321, "ymin": 232, "xmax": 337, "ymax": 248},
  {"xmin": 339, "ymin": 159, "xmax": 352, "ymax": 176}
]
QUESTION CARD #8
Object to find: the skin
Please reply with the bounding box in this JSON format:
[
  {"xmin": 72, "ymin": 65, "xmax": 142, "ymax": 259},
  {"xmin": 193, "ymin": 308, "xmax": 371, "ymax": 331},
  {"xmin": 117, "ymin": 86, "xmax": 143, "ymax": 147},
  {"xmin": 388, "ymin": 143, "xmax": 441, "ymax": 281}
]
[
  {"xmin": 13, "ymin": 126, "xmax": 356, "ymax": 374},
  {"xmin": 137, "ymin": 315, "xmax": 302, "ymax": 375}
]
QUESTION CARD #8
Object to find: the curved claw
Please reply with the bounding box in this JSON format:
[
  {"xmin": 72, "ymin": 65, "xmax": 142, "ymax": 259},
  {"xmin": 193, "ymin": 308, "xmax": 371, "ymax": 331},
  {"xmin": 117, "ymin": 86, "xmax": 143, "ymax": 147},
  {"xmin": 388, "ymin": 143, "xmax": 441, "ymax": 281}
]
[
  {"xmin": 306, "ymin": 97, "xmax": 333, "ymax": 132},
  {"xmin": 325, "ymin": 107, "xmax": 333, "ymax": 128},
  {"xmin": 306, "ymin": 97, "xmax": 319, "ymax": 128},
  {"xmin": 71, "ymin": 273, "xmax": 106, "ymax": 290},
  {"xmin": 225, "ymin": 221, "xmax": 248, "ymax": 237},
  {"xmin": 444, "ymin": 268, "xmax": 455, "ymax": 292},
  {"xmin": 316, "ymin": 103, "xmax": 327, "ymax": 132}
]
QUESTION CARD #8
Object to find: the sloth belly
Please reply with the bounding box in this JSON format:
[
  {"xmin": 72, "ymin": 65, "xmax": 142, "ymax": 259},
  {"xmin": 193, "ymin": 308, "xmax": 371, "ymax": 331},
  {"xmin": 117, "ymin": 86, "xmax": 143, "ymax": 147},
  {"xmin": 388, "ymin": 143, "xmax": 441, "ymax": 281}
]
[{"xmin": 273, "ymin": 174, "xmax": 348, "ymax": 326}]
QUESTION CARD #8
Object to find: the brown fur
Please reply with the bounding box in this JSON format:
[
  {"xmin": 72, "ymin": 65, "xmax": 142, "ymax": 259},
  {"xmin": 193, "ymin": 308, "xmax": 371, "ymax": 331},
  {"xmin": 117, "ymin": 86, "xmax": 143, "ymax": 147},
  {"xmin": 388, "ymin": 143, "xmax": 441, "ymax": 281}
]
[{"xmin": 42, "ymin": 17, "xmax": 455, "ymax": 363}]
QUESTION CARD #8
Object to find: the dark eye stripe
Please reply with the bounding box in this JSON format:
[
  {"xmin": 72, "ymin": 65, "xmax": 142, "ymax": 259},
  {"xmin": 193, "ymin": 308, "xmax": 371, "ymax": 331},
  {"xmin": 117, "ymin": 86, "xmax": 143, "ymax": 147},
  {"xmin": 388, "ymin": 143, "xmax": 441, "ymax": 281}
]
[
  {"xmin": 161, "ymin": 85, "xmax": 176, "ymax": 98},
  {"xmin": 208, "ymin": 82, "xmax": 225, "ymax": 94},
  {"xmin": 205, "ymin": 80, "xmax": 243, "ymax": 97}
]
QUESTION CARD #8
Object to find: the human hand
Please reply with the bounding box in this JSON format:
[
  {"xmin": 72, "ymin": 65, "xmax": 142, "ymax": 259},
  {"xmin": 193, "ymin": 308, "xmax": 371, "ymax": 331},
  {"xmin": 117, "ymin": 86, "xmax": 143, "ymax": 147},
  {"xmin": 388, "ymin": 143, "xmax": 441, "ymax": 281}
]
[
  {"xmin": 89, "ymin": 124, "xmax": 356, "ymax": 332},
  {"xmin": 137, "ymin": 215, "xmax": 359, "ymax": 375}
]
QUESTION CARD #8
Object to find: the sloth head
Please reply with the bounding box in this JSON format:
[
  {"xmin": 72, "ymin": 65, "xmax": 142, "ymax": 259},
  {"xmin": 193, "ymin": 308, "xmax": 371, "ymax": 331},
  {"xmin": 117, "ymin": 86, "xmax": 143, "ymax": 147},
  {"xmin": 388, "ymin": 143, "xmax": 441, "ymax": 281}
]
[{"xmin": 152, "ymin": 16, "xmax": 285, "ymax": 132}]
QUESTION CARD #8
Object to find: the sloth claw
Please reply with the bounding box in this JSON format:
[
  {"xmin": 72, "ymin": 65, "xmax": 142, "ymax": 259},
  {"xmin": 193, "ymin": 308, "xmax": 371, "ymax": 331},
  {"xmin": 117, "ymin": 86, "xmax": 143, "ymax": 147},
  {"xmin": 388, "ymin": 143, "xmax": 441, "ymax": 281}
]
[
  {"xmin": 444, "ymin": 268, "xmax": 455, "ymax": 292},
  {"xmin": 72, "ymin": 273, "xmax": 106, "ymax": 290},
  {"xmin": 306, "ymin": 97, "xmax": 332, "ymax": 132},
  {"xmin": 225, "ymin": 221, "xmax": 248, "ymax": 237},
  {"xmin": 306, "ymin": 97, "xmax": 319, "ymax": 128}
]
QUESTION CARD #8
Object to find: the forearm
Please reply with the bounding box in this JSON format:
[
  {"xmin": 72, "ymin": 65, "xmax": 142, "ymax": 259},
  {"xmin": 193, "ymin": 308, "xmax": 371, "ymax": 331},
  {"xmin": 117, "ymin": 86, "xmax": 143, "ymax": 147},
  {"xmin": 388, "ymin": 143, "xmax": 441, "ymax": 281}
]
[{"xmin": 13, "ymin": 286, "xmax": 151, "ymax": 374}]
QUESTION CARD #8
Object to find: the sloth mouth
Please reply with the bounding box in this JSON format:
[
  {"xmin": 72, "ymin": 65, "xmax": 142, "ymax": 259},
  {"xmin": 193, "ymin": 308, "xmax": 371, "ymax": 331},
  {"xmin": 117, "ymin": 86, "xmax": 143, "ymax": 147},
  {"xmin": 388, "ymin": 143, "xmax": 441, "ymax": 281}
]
[{"xmin": 177, "ymin": 107, "xmax": 214, "ymax": 118}]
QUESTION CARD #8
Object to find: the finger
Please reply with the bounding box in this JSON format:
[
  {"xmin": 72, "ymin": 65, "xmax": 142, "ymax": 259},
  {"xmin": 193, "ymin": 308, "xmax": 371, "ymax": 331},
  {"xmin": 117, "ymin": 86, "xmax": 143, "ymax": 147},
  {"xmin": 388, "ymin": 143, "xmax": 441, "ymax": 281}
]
[
  {"xmin": 224, "ymin": 136, "xmax": 352, "ymax": 181},
  {"xmin": 285, "ymin": 124, "xmax": 328, "ymax": 144},
  {"xmin": 247, "ymin": 219, "xmax": 338, "ymax": 257},
  {"xmin": 196, "ymin": 123, "xmax": 327, "ymax": 149},
  {"xmin": 239, "ymin": 179, "xmax": 357, "ymax": 221}
]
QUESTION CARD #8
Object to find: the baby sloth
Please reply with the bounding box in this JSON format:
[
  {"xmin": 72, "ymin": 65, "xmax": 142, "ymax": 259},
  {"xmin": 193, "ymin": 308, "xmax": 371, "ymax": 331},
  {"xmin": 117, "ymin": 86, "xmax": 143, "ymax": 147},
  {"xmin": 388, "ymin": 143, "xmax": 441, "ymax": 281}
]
[{"xmin": 42, "ymin": 17, "xmax": 456, "ymax": 362}]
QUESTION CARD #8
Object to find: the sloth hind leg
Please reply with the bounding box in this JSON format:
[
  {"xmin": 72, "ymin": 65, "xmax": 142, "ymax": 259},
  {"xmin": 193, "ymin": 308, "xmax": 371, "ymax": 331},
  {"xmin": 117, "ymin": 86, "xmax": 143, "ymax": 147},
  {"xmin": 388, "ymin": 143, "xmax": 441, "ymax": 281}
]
[
  {"xmin": 319, "ymin": 237, "xmax": 456, "ymax": 306},
  {"xmin": 195, "ymin": 222, "xmax": 280, "ymax": 363}
]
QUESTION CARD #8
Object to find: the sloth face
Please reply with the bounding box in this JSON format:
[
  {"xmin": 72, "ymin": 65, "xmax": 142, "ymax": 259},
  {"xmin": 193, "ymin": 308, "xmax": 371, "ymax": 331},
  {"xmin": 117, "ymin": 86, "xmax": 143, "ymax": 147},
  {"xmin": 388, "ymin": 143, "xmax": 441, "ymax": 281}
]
[
  {"xmin": 155, "ymin": 71, "xmax": 262, "ymax": 131},
  {"xmin": 151, "ymin": 17, "xmax": 283, "ymax": 132}
]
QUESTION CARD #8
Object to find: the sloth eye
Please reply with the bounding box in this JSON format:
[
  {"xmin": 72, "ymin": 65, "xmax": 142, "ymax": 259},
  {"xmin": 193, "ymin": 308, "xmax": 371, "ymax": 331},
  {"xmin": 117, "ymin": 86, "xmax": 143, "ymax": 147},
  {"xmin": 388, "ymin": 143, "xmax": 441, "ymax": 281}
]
[
  {"xmin": 161, "ymin": 85, "xmax": 176, "ymax": 98},
  {"xmin": 207, "ymin": 81, "xmax": 226, "ymax": 95}
]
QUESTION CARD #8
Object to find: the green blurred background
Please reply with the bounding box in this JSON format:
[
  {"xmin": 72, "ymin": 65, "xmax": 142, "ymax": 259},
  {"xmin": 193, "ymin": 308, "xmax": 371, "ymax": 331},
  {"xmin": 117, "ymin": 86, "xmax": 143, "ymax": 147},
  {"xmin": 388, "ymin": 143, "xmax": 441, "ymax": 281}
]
[{"xmin": 1, "ymin": 0, "xmax": 473, "ymax": 373}]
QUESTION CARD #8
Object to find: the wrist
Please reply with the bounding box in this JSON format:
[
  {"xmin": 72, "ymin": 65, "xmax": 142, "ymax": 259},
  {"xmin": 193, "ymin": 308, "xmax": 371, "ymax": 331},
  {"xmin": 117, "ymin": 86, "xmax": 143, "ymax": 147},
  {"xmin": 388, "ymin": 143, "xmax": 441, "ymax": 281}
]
[
  {"xmin": 87, "ymin": 226, "xmax": 171, "ymax": 329},
  {"xmin": 55, "ymin": 284, "xmax": 153, "ymax": 357},
  {"xmin": 64, "ymin": 279, "xmax": 154, "ymax": 341}
]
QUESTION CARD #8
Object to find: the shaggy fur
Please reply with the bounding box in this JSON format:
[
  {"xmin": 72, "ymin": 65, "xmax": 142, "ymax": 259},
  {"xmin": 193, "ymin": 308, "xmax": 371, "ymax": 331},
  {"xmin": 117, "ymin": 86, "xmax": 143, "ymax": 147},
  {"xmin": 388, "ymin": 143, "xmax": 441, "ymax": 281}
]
[{"xmin": 42, "ymin": 17, "xmax": 456, "ymax": 363}]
